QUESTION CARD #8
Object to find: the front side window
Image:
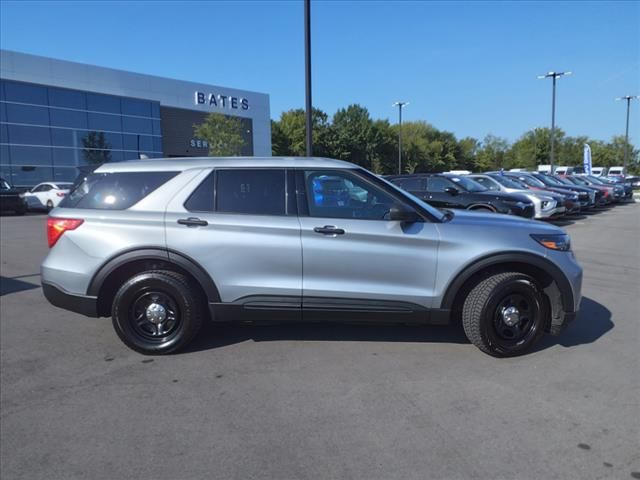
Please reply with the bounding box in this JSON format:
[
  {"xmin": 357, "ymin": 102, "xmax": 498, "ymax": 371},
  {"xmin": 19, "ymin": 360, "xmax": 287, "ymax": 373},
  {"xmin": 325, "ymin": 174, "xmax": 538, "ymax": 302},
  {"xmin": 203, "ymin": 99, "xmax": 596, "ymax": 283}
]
[
  {"xmin": 216, "ymin": 169, "xmax": 286, "ymax": 216},
  {"xmin": 427, "ymin": 176, "xmax": 455, "ymax": 193},
  {"xmin": 393, "ymin": 177, "xmax": 424, "ymax": 191},
  {"xmin": 304, "ymin": 170, "xmax": 396, "ymax": 220},
  {"xmin": 472, "ymin": 176, "xmax": 499, "ymax": 191}
]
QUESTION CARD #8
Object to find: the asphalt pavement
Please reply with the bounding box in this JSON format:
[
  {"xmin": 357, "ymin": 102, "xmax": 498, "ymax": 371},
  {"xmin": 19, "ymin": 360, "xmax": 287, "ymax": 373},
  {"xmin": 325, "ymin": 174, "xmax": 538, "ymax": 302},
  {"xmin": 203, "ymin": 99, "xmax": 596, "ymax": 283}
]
[{"xmin": 1, "ymin": 205, "xmax": 639, "ymax": 480}]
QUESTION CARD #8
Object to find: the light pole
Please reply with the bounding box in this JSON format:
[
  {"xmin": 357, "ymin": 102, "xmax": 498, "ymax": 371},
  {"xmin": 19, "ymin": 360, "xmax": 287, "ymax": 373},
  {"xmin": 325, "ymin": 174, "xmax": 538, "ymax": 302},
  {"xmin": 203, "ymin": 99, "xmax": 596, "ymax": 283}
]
[
  {"xmin": 615, "ymin": 95, "xmax": 639, "ymax": 172},
  {"xmin": 304, "ymin": 0, "xmax": 313, "ymax": 156},
  {"xmin": 393, "ymin": 101, "xmax": 409, "ymax": 174},
  {"xmin": 537, "ymin": 71, "xmax": 571, "ymax": 173}
]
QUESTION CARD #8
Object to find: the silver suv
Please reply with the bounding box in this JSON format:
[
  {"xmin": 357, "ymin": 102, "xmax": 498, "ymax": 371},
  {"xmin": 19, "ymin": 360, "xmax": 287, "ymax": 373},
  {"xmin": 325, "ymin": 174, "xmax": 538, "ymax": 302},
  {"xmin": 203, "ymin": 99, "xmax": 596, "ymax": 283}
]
[{"xmin": 41, "ymin": 157, "xmax": 582, "ymax": 357}]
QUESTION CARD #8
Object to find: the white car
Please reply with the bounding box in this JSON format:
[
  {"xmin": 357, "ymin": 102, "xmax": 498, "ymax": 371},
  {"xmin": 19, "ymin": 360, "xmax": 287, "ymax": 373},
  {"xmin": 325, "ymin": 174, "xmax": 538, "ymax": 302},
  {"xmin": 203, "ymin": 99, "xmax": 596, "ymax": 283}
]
[
  {"xmin": 24, "ymin": 182, "xmax": 74, "ymax": 211},
  {"xmin": 591, "ymin": 167, "xmax": 607, "ymax": 177},
  {"xmin": 607, "ymin": 166, "xmax": 625, "ymax": 177}
]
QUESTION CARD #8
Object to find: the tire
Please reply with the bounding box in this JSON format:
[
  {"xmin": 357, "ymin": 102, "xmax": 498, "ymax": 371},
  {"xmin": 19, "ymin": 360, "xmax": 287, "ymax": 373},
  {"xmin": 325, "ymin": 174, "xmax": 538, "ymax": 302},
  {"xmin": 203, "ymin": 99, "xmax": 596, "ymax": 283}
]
[
  {"xmin": 469, "ymin": 205, "xmax": 494, "ymax": 213},
  {"xmin": 46, "ymin": 200, "xmax": 54, "ymax": 211},
  {"xmin": 112, "ymin": 270, "xmax": 203, "ymax": 355},
  {"xmin": 462, "ymin": 272, "xmax": 547, "ymax": 357}
]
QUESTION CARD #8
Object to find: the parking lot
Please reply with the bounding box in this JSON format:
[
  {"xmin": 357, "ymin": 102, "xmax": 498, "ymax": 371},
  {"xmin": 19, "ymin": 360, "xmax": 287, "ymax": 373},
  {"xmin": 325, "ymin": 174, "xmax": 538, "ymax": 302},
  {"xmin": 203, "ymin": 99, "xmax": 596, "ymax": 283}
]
[{"xmin": 1, "ymin": 205, "xmax": 639, "ymax": 480}]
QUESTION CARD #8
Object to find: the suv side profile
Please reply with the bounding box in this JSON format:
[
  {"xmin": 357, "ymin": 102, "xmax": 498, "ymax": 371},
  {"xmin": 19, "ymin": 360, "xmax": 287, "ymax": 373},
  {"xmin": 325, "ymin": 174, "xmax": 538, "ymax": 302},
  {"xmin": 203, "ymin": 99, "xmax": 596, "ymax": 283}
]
[{"xmin": 42, "ymin": 157, "xmax": 582, "ymax": 357}]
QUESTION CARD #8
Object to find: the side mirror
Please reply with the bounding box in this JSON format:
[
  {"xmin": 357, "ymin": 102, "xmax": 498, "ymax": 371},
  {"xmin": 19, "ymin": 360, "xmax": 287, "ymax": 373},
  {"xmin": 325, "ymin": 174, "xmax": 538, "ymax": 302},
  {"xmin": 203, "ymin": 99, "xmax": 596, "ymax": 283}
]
[
  {"xmin": 389, "ymin": 206, "xmax": 420, "ymax": 223},
  {"xmin": 444, "ymin": 187, "xmax": 459, "ymax": 195}
]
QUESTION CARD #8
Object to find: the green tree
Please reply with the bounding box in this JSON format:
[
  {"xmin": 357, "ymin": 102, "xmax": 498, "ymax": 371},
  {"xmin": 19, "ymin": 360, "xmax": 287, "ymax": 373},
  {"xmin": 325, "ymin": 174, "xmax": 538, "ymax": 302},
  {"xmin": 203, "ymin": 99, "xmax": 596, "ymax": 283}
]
[
  {"xmin": 82, "ymin": 131, "xmax": 112, "ymax": 164},
  {"xmin": 193, "ymin": 112, "xmax": 245, "ymax": 156},
  {"xmin": 272, "ymin": 108, "xmax": 334, "ymax": 157},
  {"xmin": 475, "ymin": 134, "xmax": 510, "ymax": 171},
  {"xmin": 331, "ymin": 104, "xmax": 376, "ymax": 169}
]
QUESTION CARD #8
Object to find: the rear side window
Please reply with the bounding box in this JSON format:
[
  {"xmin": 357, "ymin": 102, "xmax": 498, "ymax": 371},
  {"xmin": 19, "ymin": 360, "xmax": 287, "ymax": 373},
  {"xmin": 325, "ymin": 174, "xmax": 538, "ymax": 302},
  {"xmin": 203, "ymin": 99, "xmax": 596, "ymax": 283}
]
[
  {"xmin": 216, "ymin": 169, "xmax": 285, "ymax": 215},
  {"xmin": 60, "ymin": 171, "xmax": 177, "ymax": 210},
  {"xmin": 427, "ymin": 177, "xmax": 454, "ymax": 192},
  {"xmin": 394, "ymin": 177, "xmax": 424, "ymax": 191}
]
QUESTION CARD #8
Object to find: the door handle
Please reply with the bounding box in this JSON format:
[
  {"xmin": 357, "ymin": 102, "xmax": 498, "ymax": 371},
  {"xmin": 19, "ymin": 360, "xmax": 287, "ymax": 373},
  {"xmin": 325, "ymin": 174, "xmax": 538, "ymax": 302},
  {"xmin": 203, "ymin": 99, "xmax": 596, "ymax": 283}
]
[
  {"xmin": 177, "ymin": 217, "xmax": 208, "ymax": 227},
  {"xmin": 313, "ymin": 225, "xmax": 345, "ymax": 235}
]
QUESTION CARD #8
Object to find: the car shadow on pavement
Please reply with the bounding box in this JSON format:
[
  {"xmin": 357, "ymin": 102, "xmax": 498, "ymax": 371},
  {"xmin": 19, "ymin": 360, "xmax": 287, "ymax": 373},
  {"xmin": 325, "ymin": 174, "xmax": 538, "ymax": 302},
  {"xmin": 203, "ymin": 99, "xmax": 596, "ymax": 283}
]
[
  {"xmin": 186, "ymin": 320, "xmax": 469, "ymax": 353},
  {"xmin": 0, "ymin": 275, "xmax": 41, "ymax": 296},
  {"xmin": 535, "ymin": 296, "xmax": 613, "ymax": 351},
  {"xmin": 185, "ymin": 296, "xmax": 612, "ymax": 354}
]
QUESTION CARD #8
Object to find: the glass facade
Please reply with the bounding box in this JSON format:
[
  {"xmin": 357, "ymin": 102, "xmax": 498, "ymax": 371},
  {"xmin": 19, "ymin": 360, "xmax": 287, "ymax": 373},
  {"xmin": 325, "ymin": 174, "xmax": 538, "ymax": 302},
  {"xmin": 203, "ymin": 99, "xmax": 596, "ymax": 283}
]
[{"xmin": 0, "ymin": 79, "xmax": 163, "ymax": 186}]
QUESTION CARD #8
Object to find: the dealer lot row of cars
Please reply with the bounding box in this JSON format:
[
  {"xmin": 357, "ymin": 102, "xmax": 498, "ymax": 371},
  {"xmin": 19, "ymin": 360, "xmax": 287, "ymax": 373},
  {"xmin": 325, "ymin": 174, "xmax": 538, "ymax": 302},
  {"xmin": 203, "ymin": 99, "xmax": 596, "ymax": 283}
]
[{"xmin": 386, "ymin": 171, "xmax": 636, "ymax": 221}]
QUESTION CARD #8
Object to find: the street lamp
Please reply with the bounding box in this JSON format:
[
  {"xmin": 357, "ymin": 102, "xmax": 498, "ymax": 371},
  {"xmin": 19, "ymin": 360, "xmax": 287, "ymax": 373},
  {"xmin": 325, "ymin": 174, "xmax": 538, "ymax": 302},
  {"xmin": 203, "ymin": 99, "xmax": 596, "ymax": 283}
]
[
  {"xmin": 615, "ymin": 95, "xmax": 639, "ymax": 172},
  {"xmin": 393, "ymin": 101, "xmax": 409, "ymax": 174},
  {"xmin": 304, "ymin": 0, "xmax": 313, "ymax": 156},
  {"xmin": 537, "ymin": 71, "xmax": 571, "ymax": 173}
]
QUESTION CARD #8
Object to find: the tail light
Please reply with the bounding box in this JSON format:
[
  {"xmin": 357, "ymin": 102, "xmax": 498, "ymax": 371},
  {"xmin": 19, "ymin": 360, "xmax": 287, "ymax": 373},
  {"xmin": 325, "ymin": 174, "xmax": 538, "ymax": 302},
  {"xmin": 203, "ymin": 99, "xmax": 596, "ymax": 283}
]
[
  {"xmin": 56, "ymin": 192, "xmax": 66, "ymax": 197},
  {"xmin": 47, "ymin": 217, "xmax": 83, "ymax": 248}
]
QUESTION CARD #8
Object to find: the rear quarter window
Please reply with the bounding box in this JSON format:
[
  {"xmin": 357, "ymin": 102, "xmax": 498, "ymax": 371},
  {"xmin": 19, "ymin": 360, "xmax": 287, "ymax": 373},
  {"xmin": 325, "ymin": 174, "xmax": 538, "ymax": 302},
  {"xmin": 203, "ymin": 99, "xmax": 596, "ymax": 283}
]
[{"xmin": 60, "ymin": 171, "xmax": 177, "ymax": 210}]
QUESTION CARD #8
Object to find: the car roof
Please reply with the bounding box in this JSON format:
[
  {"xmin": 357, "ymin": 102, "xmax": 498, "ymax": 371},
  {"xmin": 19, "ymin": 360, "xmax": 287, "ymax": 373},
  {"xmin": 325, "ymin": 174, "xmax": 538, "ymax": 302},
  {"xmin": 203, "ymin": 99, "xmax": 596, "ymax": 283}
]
[{"xmin": 94, "ymin": 156, "xmax": 356, "ymax": 173}]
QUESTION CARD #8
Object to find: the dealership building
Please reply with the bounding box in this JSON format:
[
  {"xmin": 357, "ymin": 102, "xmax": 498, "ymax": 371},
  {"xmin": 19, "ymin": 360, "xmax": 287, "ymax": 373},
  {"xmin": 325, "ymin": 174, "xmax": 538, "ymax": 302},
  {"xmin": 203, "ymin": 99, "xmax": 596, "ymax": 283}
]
[{"xmin": 0, "ymin": 49, "xmax": 271, "ymax": 186}]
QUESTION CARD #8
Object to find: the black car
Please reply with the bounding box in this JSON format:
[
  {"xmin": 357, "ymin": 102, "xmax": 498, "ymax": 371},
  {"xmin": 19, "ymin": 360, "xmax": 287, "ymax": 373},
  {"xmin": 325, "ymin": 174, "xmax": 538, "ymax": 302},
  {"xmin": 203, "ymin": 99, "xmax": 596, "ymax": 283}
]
[
  {"xmin": 386, "ymin": 174, "xmax": 535, "ymax": 218},
  {"xmin": 0, "ymin": 177, "xmax": 27, "ymax": 215},
  {"xmin": 530, "ymin": 173, "xmax": 597, "ymax": 209}
]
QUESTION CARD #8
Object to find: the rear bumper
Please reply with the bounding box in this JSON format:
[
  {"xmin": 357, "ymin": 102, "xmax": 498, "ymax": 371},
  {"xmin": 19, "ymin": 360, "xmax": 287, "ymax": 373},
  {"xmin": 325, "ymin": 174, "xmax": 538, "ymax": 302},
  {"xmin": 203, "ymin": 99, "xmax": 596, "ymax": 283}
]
[{"xmin": 42, "ymin": 282, "xmax": 98, "ymax": 318}]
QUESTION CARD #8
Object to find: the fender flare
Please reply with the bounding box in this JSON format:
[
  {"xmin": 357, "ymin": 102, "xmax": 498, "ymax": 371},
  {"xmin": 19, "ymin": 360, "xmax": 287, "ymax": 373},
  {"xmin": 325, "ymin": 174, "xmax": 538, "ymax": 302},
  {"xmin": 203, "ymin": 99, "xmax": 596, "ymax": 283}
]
[
  {"xmin": 440, "ymin": 252, "xmax": 575, "ymax": 313},
  {"xmin": 86, "ymin": 247, "xmax": 221, "ymax": 302}
]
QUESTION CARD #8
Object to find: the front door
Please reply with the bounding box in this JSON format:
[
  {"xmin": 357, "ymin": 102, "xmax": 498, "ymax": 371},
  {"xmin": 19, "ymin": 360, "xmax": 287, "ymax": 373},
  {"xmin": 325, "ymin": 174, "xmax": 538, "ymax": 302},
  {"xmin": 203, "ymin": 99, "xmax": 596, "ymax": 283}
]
[{"xmin": 297, "ymin": 169, "xmax": 440, "ymax": 320}]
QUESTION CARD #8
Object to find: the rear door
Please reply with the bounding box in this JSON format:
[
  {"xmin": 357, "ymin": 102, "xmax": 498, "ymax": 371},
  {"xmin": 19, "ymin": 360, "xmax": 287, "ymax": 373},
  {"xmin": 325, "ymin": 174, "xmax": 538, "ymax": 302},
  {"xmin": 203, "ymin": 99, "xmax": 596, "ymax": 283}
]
[
  {"xmin": 165, "ymin": 168, "xmax": 302, "ymax": 317},
  {"xmin": 425, "ymin": 176, "xmax": 462, "ymax": 208},
  {"xmin": 297, "ymin": 168, "xmax": 440, "ymax": 318}
]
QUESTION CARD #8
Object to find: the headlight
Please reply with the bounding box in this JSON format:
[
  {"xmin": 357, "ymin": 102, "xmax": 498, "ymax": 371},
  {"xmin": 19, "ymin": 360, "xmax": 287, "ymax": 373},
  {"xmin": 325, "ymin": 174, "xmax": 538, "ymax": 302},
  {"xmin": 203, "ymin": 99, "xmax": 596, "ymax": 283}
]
[
  {"xmin": 541, "ymin": 199, "xmax": 556, "ymax": 210},
  {"xmin": 531, "ymin": 234, "xmax": 571, "ymax": 251}
]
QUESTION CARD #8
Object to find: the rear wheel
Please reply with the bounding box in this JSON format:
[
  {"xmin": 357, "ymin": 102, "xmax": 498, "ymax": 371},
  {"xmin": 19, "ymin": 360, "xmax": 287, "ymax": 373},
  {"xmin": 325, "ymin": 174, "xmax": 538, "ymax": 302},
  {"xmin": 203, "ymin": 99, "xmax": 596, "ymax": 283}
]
[
  {"xmin": 462, "ymin": 272, "xmax": 547, "ymax": 357},
  {"xmin": 469, "ymin": 205, "xmax": 494, "ymax": 213},
  {"xmin": 46, "ymin": 200, "xmax": 54, "ymax": 211},
  {"xmin": 112, "ymin": 270, "xmax": 203, "ymax": 355}
]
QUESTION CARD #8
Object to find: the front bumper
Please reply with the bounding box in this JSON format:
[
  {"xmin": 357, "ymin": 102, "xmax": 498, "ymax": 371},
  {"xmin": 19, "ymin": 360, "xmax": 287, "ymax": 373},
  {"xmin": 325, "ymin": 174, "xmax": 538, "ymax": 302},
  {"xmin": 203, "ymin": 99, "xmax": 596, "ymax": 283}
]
[
  {"xmin": 42, "ymin": 282, "xmax": 98, "ymax": 318},
  {"xmin": 537, "ymin": 205, "xmax": 566, "ymax": 219}
]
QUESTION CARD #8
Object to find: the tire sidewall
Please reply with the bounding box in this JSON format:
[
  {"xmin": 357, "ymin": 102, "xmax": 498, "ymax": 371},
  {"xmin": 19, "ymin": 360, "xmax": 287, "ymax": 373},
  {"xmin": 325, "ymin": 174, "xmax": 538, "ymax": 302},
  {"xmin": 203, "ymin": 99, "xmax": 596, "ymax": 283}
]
[
  {"xmin": 480, "ymin": 276, "xmax": 546, "ymax": 356},
  {"xmin": 112, "ymin": 273, "xmax": 194, "ymax": 354}
]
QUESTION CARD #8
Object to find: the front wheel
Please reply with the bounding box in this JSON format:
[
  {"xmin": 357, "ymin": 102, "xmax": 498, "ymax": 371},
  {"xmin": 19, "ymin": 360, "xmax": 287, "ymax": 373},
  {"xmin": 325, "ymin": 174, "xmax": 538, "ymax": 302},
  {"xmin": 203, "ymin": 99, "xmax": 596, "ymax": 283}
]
[
  {"xmin": 112, "ymin": 270, "xmax": 203, "ymax": 355},
  {"xmin": 462, "ymin": 272, "xmax": 547, "ymax": 357}
]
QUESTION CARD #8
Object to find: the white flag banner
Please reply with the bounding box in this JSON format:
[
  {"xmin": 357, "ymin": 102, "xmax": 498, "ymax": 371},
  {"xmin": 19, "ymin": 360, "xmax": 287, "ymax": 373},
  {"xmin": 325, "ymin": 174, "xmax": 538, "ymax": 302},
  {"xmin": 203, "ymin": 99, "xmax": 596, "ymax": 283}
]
[{"xmin": 583, "ymin": 144, "xmax": 592, "ymax": 175}]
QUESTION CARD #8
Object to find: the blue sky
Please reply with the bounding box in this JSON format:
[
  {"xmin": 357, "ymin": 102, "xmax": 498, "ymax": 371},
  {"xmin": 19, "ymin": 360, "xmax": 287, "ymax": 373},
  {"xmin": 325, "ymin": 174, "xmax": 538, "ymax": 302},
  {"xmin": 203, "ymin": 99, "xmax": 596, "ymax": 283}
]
[{"xmin": 1, "ymin": 0, "xmax": 638, "ymax": 144}]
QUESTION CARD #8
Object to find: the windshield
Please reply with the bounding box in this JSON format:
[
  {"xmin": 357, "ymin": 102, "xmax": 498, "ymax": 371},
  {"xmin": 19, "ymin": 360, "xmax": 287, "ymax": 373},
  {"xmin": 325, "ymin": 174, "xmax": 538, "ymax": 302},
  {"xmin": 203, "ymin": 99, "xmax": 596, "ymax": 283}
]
[
  {"xmin": 515, "ymin": 175, "xmax": 545, "ymax": 188},
  {"xmin": 490, "ymin": 175, "xmax": 524, "ymax": 189},
  {"xmin": 446, "ymin": 175, "xmax": 487, "ymax": 192},
  {"xmin": 554, "ymin": 176, "xmax": 574, "ymax": 186},
  {"xmin": 571, "ymin": 176, "xmax": 589, "ymax": 186},
  {"xmin": 535, "ymin": 174, "xmax": 564, "ymax": 187},
  {"xmin": 585, "ymin": 175, "xmax": 604, "ymax": 184}
]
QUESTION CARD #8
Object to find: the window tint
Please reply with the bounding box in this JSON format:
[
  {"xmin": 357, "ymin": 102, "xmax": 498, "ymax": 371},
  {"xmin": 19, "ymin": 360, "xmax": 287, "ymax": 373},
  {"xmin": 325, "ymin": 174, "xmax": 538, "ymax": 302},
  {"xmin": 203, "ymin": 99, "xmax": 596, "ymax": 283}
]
[
  {"xmin": 471, "ymin": 176, "xmax": 499, "ymax": 191},
  {"xmin": 216, "ymin": 169, "xmax": 285, "ymax": 215},
  {"xmin": 184, "ymin": 172, "xmax": 214, "ymax": 212},
  {"xmin": 393, "ymin": 177, "xmax": 424, "ymax": 191},
  {"xmin": 8, "ymin": 124, "xmax": 51, "ymax": 146},
  {"xmin": 5, "ymin": 103, "xmax": 49, "ymax": 125},
  {"xmin": 427, "ymin": 177, "xmax": 454, "ymax": 192},
  {"xmin": 4, "ymin": 81, "xmax": 48, "ymax": 105},
  {"xmin": 86, "ymin": 93, "xmax": 121, "ymax": 114},
  {"xmin": 88, "ymin": 112, "xmax": 122, "ymax": 132},
  {"xmin": 121, "ymin": 98, "xmax": 152, "ymax": 117},
  {"xmin": 60, "ymin": 171, "xmax": 177, "ymax": 210},
  {"xmin": 305, "ymin": 170, "xmax": 396, "ymax": 220},
  {"xmin": 48, "ymin": 88, "xmax": 86, "ymax": 109},
  {"xmin": 50, "ymin": 108, "xmax": 87, "ymax": 129}
]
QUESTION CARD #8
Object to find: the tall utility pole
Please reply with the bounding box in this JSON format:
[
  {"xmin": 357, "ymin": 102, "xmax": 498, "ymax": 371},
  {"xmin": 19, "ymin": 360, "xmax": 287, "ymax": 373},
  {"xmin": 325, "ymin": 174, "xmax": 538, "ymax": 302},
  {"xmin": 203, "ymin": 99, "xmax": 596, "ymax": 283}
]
[
  {"xmin": 304, "ymin": 0, "xmax": 313, "ymax": 156},
  {"xmin": 537, "ymin": 71, "xmax": 571, "ymax": 173},
  {"xmin": 393, "ymin": 101, "xmax": 409, "ymax": 174},
  {"xmin": 616, "ymin": 95, "xmax": 639, "ymax": 172}
]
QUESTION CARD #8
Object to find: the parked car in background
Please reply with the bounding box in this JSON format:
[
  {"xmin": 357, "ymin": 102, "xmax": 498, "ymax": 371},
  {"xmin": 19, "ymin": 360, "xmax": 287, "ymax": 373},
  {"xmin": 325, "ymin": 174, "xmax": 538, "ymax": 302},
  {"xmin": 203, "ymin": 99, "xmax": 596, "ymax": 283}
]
[
  {"xmin": 584, "ymin": 175, "xmax": 626, "ymax": 201},
  {"xmin": 468, "ymin": 174, "xmax": 565, "ymax": 219},
  {"xmin": 600, "ymin": 176, "xmax": 634, "ymax": 200},
  {"xmin": 607, "ymin": 167, "xmax": 625, "ymax": 177},
  {"xmin": 624, "ymin": 176, "xmax": 640, "ymax": 189},
  {"xmin": 387, "ymin": 173, "xmax": 535, "ymax": 218},
  {"xmin": 590, "ymin": 167, "xmax": 608, "ymax": 177},
  {"xmin": 554, "ymin": 166, "xmax": 574, "ymax": 175},
  {"xmin": 0, "ymin": 177, "xmax": 27, "ymax": 215},
  {"xmin": 41, "ymin": 156, "xmax": 583, "ymax": 357},
  {"xmin": 23, "ymin": 182, "xmax": 74, "ymax": 211},
  {"xmin": 530, "ymin": 173, "xmax": 596, "ymax": 209},
  {"xmin": 563, "ymin": 175, "xmax": 615, "ymax": 204},
  {"xmin": 495, "ymin": 172, "xmax": 582, "ymax": 214},
  {"xmin": 554, "ymin": 175, "xmax": 605, "ymax": 206}
]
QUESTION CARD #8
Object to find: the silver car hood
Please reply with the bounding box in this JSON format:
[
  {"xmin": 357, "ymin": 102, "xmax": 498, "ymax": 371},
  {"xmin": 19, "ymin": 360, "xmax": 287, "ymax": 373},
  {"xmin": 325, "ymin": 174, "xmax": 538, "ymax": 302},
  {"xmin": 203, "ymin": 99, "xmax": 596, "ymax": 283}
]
[{"xmin": 444, "ymin": 209, "xmax": 563, "ymax": 233}]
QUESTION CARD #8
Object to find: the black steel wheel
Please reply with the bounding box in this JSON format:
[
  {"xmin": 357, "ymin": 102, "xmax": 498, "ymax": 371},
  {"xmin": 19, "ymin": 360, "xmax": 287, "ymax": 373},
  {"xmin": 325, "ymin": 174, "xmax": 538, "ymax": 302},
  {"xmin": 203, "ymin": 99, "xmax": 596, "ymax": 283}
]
[
  {"xmin": 112, "ymin": 270, "xmax": 203, "ymax": 355},
  {"xmin": 462, "ymin": 272, "xmax": 547, "ymax": 357}
]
